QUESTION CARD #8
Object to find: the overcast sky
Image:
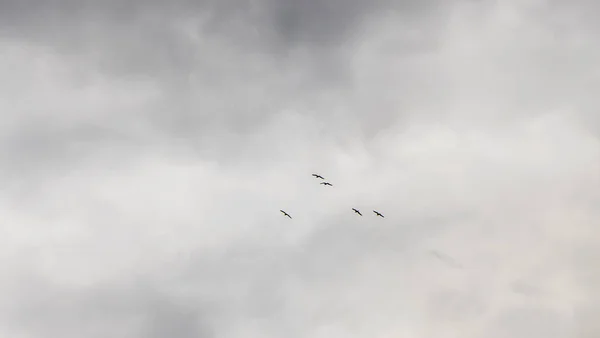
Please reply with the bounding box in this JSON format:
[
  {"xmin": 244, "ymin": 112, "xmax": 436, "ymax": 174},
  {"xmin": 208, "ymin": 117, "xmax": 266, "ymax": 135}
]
[{"xmin": 1, "ymin": 0, "xmax": 599, "ymax": 337}]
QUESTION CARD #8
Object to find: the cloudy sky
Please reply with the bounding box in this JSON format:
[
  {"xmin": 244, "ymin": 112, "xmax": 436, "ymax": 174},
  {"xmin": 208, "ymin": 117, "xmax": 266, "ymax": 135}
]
[{"xmin": 1, "ymin": 0, "xmax": 599, "ymax": 337}]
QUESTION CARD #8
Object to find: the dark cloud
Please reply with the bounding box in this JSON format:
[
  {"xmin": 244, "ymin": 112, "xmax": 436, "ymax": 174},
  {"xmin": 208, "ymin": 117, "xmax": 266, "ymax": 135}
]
[
  {"xmin": 0, "ymin": 0, "xmax": 445, "ymax": 49},
  {"xmin": 0, "ymin": 0, "xmax": 457, "ymax": 179},
  {"xmin": 0, "ymin": 0, "xmax": 449, "ymax": 83}
]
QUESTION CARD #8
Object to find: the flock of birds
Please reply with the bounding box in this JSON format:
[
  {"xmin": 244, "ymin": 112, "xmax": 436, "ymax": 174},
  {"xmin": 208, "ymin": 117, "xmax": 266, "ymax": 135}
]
[
  {"xmin": 278, "ymin": 174, "xmax": 463, "ymax": 269},
  {"xmin": 279, "ymin": 173, "xmax": 385, "ymax": 219}
]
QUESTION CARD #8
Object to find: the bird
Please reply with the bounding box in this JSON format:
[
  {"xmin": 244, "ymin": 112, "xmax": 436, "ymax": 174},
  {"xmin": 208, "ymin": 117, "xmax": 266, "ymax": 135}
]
[
  {"xmin": 320, "ymin": 182, "xmax": 333, "ymax": 186},
  {"xmin": 429, "ymin": 250, "xmax": 462, "ymax": 269},
  {"xmin": 280, "ymin": 210, "xmax": 292, "ymax": 219},
  {"xmin": 312, "ymin": 174, "xmax": 325, "ymax": 179},
  {"xmin": 352, "ymin": 208, "xmax": 362, "ymax": 216},
  {"xmin": 373, "ymin": 210, "xmax": 384, "ymax": 217}
]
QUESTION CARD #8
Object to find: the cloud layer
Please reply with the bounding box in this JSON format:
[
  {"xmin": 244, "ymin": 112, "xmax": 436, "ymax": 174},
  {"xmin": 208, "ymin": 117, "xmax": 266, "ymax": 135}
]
[{"xmin": 1, "ymin": 0, "xmax": 599, "ymax": 337}]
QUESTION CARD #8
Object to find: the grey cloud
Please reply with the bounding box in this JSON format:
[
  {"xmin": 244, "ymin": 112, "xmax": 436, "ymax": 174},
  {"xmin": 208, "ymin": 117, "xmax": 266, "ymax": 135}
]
[
  {"xmin": 1, "ymin": 276, "xmax": 214, "ymax": 338},
  {"xmin": 1, "ymin": 0, "xmax": 600, "ymax": 337},
  {"xmin": 0, "ymin": 0, "xmax": 455, "ymax": 177},
  {"xmin": 0, "ymin": 0, "xmax": 445, "ymax": 49},
  {"xmin": 0, "ymin": 0, "xmax": 449, "ymax": 82},
  {"xmin": 0, "ymin": 121, "xmax": 128, "ymax": 176},
  {"xmin": 485, "ymin": 307, "xmax": 573, "ymax": 338}
]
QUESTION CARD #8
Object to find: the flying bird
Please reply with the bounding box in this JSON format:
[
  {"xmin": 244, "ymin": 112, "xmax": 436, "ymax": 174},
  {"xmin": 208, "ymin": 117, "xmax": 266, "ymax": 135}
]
[
  {"xmin": 352, "ymin": 208, "xmax": 362, "ymax": 216},
  {"xmin": 320, "ymin": 182, "xmax": 333, "ymax": 186},
  {"xmin": 312, "ymin": 174, "xmax": 324, "ymax": 179},
  {"xmin": 373, "ymin": 210, "xmax": 384, "ymax": 217},
  {"xmin": 429, "ymin": 250, "xmax": 462, "ymax": 269},
  {"xmin": 280, "ymin": 210, "xmax": 292, "ymax": 219}
]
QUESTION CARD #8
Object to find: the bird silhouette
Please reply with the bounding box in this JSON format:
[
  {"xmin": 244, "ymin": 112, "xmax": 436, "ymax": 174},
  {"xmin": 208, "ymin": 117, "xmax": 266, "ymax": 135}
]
[
  {"xmin": 429, "ymin": 250, "xmax": 462, "ymax": 269},
  {"xmin": 373, "ymin": 210, "xmax": 384, "ymax": 217},
  {"xmin": 280, "ymin": 210, "xmax": 292, "ymax": 219},
  {"xmin": 320, "ymin": 182, "xmax": 333, "ymax": 186},
  {"xmin": 352, "ymin": 208, "xmax": 362, "ymax": 216},
  {"xmin": 312, "ymin": 174, "xmax": 324, "ymax": 179}
]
